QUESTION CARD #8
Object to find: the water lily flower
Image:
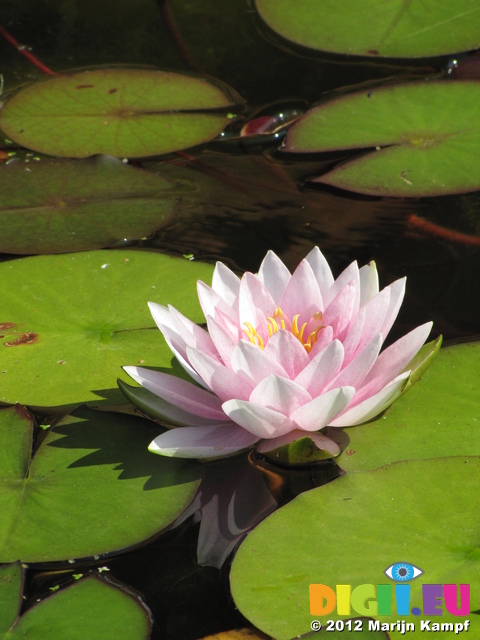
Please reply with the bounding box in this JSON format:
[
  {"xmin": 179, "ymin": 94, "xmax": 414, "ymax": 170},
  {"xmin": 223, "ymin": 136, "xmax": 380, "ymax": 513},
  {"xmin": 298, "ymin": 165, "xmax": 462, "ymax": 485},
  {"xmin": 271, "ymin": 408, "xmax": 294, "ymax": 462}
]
[{"xmin": 124, "ymin": 247, "xmax": 433, "ymax": 459}]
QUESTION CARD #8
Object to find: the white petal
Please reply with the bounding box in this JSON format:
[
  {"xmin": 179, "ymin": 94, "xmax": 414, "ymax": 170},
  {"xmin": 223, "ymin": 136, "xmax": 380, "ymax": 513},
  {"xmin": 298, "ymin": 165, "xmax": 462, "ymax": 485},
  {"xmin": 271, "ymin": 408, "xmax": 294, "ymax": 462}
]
[
  {"xmin": 305, "ymin": 246, "xmax": 334, "ymax": 297},
  {"xmin": 124, "ymin": 366, "xmax": 225, "ymax": 420},
  {"xmin": 359, "ymin": 261, "xmax": 379, "ymax": 306},
  {"xmin": 231, "ymin": 339, "xmax": 288, "ymax": 385},
  {"xmin": 249, "ymin": 374, "xmax": 312, "ymax": 416},
  {"xmin": 291, "ymin": 386, "xmax": 355, "ymax": 431},
  {"xmin": 211, "ymin": 261, "xmax": 240, "ymax": 308},
  {"xmin": 186, "ymin": 346, "xmax": 253, "ymax": 402},
  {"xmin": 256, "ymin": 429, "xmax": 340, "ymax": 456},
  {"xmin": 295, "ymin": 339, "xmax": 345, "ymax": 396},
  {"xmin": 280, "ymin": 259, "xmax": 323, "ymax": 321},
  {"xmin": 328, "ymin": 372, "xmax": 410, "ymax": 427},
  {"xmin": 222, "ymin": 399, "xmax": 295, "ymax": 438},
  {"xmin": 263, "ymin": 330, "xmax": 309, "ymax": 379},
  {"xmin": 257, "ymin": 250, "xmax": 291, "ymax": 303},
  {"xmin": 149, "ymin": 424, "xmax": 259, "ymax": 458},
  {"xmin": 354, "ymin": 322, "xmax": 433, "ymax": 401},
  {"xmin": 325, "ymin": 334, "xmax": 383, "ymax": 391}
]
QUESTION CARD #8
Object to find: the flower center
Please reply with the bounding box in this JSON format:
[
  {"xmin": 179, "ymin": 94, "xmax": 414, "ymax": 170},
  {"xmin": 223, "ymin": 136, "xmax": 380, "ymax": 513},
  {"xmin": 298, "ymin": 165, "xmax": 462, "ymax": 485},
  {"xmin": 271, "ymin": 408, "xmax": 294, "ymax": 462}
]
[{"xmin": 243, "ymin": 307, "xmax": 324, "ymax": 353}]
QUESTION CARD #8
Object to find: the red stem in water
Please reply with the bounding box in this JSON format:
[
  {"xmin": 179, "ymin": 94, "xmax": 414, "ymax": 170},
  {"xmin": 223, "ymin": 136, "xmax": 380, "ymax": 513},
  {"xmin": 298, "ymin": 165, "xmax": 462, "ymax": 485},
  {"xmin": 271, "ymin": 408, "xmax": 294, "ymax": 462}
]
[
  {"xmin": 0, "ymin": 24, "xmax": 59, "ymax": 76},
  {"xmin": 407, "ymin": 214, "xmax": 480, "ymax": 247}
]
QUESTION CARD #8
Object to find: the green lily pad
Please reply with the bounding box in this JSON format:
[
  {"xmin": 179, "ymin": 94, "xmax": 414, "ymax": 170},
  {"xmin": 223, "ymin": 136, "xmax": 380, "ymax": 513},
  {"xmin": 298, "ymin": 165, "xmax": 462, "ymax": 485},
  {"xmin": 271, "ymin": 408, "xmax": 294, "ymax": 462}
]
[
  {"xmin": 337, "ymin": 340, "xmax": 480, "ymax": 472},
  {"xmin": 0, "ymin": 155, "xmax": 179, "ymax": 254},
  {"xmin": 0, "ymin": 405, "xmax": 200, "ymax": 563},
  {"xmin": 255, "ymin": 0, "xmax": 480, "ymax": 58},
  {"xmin": 0, "ymin": 69, "xmax": 238, "ymax": 158},
  {"xmin": 230, "ymin": 457, "xmax": 480, "ymax": 640},
  {"xmin": 285, "ymin": 81, "xmax": 480, "ymax": 197},
  {"xmin": 0, "ymin": 562, "xmax": 151, "ymax": 639},
  {"xmin": 0, "ymin": 249, "xmax": 213, "ymax": 411}
]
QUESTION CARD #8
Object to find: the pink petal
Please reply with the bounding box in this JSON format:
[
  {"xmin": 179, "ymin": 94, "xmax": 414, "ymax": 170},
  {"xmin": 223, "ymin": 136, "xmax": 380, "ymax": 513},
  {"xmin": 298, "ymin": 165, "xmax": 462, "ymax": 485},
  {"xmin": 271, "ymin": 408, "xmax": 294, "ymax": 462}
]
[
  {"xmin": 230, "ymin": 339, "xmax": 288, "ymax": 385},
  {"xmin": 123, "ymin": 366, "xmax": 226, "ymax": 420},
  {"xmin": 349, "ymin": 286, "xmax": 391, "ymax": 356},
  {"xmin": 222, "ymin": 399, "xmax": 296, "ymax": 438},
  {"xmin": 379, "ymin": 277, "xmax": 406, "ymax": 339},
  {"xmin": 295, "ymin": 339, "xmax": 345, "ymax": 396},
  {"xmin": 149, "ymin": 424, "xmax": 260, "ymax": 458},
  {"xmin": 186, "ymin": 346, "xmax": 253, "ymax": 402},
  {"xmin": 359, "ymin": 261, "xmax": 379, "ymax": 306},
  {"xmin": 197, "ymin": 280, "xmax": 239, "ymax": 325},
  {"xmin": 323, "ymin": 260, "xmax": 360, "ymax": 311},
  {"xmin": 206, "ymin": 315, "xmax": 239, "ymax": 368},
  {"xmin": 256, "ymin": 429, "xmax": 340, "ymax": 456},
  {"xmin": 263, "ymin": 330, "xmax": 310, "ymax": 378},
  {"xmin": 257, "ymin": 250, "xmax": 291, "ymax": 304},
  {"xmin": 328, "ymin": 372, "xmax": 410, "ymax": 427},
  {"xmin": 211, "ymin": 261, "xmax": 240, "ymax": 308},
  {"xmin": 239, "ymin": 272, "xmax": 276, "ymax": 331},
  {"xmin": 304, "ymin": 246, "xmax": 334, "ymax": 297},
  {"xmin": 291, "ymin": 386, "xmax": 355, "ymax": 431},
  {"xmin": 353, "ymin": 322, "xmax": 433, "ymax": 403},
  {"xmin": 338, "ymin": 307, "xmax": 366, "ymax": 363},
  {"xmin": 324, "ymin": 334, "xmax": 383, "ymax": 391},
  {"xmin": 148, "ymin": 303, "xmax": 218, "ymax": 387},
  {"xmin": 249, "ymin": 374, "xmax": 312, "ymax": 416},
  {"xmin": 307, "ymin": 325, "xmax": 334, "ymax": 358},
  {"xmin": 322, "ymin": 279, "xmax": 356, "ymax": 337},
  {"xmin": 280, "ymin": 259, "xmax": 323, "ymax": 321}
]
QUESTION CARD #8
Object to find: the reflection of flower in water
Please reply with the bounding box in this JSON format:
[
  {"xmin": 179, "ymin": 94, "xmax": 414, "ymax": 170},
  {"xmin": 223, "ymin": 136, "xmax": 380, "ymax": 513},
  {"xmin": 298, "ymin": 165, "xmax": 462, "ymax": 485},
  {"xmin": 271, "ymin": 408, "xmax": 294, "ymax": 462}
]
[
  {"xmin": 175, "ymin": 453, "xmax": 340, "ymax": 569},
  {"xmin": 125, "ymin": 247, "xmax": 432, "ymax": 459}
]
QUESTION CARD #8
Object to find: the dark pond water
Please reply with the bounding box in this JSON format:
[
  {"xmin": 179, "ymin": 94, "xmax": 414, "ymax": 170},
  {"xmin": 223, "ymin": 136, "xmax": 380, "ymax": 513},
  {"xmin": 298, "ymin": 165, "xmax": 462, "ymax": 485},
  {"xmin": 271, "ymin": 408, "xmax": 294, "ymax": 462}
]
[{"xmin": 2, "ymin": 1, "xmax": 480, "ymax": 638}]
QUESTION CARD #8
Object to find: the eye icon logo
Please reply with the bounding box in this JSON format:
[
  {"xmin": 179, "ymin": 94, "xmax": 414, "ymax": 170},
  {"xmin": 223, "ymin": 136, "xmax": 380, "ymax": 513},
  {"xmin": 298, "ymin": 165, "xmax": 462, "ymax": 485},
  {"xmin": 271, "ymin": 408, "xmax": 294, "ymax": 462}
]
[{"xmin": 384, "ymin": 562, "xmax": 424, "ymax": 582}]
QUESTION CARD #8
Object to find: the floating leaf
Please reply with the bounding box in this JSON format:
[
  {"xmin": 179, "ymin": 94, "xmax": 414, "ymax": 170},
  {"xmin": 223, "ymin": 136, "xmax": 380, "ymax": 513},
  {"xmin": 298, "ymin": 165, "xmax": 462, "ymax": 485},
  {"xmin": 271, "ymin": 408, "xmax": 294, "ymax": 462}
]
[
  {"xmin": 230, "ymin": 457, "xmax": 480, "ymax": 640},
  {"xmin": 0, "ymin": 155, "xmax": 179, "ymax": 254},
  {"xmin": 336, "ymin": 340, "xmax": 480, "ymax": 472},
  {"xmin": 0, "ymin": 562, "xmax": 151, "ymax": 639},
  {"xmin": 255, "ymin": 0, "xmax": 480, "ymax": 58},
  {"xmin": 285, "ymin": 81, "xmax": 480, "ymax": 197},
  {"xmin": 0, "ymin": 405, "xmax": 200, "ymax": 563},
  {"xmin": 0, "ymin": 69, "xmax": 238, "ymax": 158},
  {"xmin": 0, "ymin": 249, "xmax": 213, "ymax": 411}
]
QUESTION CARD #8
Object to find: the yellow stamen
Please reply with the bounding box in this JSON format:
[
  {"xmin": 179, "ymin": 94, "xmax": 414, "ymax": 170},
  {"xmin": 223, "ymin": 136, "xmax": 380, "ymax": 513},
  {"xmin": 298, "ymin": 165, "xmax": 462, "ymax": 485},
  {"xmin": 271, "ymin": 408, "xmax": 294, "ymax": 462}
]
[
  {"xmin": 243, "ymin": 322, "xmax": 264, "ymax": 349},
  {"xmin": 243, "ymin": 308, "xmax": 324, "ymax": 353}
]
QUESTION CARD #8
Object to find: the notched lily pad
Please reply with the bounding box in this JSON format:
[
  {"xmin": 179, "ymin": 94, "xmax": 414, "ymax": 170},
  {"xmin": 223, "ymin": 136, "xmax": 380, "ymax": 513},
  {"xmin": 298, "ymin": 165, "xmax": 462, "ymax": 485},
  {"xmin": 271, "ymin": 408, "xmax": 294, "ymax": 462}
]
[
  {"xmin": 0, "ymin": 405, "xmax": 201, "ymax": 563},
  {"xmin": 336, "ymin": 340, "xmax": 480, "ymax": 472},
  {"xmin": 230, "ymin": 457, "xmax": 480, "ymax": 639},
  {"xmin": 255, "ymin": 0, "xmax": 480, "ymax": 58},
  {"xmin": 0, "ymin": 249, "xmax": 214, "ymax": 411},
  {"xmin": 0, "ymin": 69, "xmax": 240, "ymax": 158},
  {"xmin": 0, "ymin": 155, "xmax": 180, "ymax": 254},
  {"xmin": 0, "ymin": 562, "xmax": 151, "ymax": 639},
  {"xmin": 285, "ymin": 81, "xmax": 480, "ymax": 196}
]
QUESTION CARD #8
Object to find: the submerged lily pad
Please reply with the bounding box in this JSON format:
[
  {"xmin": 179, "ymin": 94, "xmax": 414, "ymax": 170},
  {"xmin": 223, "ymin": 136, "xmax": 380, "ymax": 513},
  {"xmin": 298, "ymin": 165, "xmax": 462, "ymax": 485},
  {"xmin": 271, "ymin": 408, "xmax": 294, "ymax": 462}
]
[
  {"xmin": 285, "ymin": 81, "xmax": 480, "ymax": 197},
  {"xmin": 230, "ymin": 457, "xmax": 480, "ymax": 639},
  {"xmin": 0, "ymin": 563, "xmax": 151, "ymax": 639},
  {"xmin": 255, "ymin": 0, "xmax": 480, "ymax": 58},
  {"xmin": 336, "ymin": 340, "xmax": 480, "ymax": 471},
  {"xmin": 0, "ymin": 249, "xmax": 213, "ymax": 411},
  {"xmin": 0, "ymin": 405, "xmax": 200, "ymax": 563},
  {"xmin": 0, "ymin": 69, "xmax": 238, "ymax": 158},
  {"xmin": 0, "ymin": 155, "xmax": 179, "ymax": 254}
]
